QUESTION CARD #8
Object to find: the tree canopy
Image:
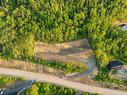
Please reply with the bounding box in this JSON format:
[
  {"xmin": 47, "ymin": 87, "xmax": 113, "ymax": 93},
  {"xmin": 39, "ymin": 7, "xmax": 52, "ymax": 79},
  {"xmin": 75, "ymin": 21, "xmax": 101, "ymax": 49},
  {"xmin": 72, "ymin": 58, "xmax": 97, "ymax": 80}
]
[{"xmin": 0, "ymin": 0, "xmax": 127, "ymax": 66}]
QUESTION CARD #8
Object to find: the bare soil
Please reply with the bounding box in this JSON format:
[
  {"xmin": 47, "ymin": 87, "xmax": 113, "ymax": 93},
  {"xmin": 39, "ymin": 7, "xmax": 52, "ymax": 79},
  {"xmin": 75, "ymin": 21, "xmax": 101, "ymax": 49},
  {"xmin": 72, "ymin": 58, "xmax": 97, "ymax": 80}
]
[
  {"xmin": 0, "ymin": 59, "xmax": 60, "ymax": 76},
  {"xmin": 0, "ymin": 39, "xmax": 96, "ymax": 78},
  {"xmin": 35, "ymin": 39, "xmax": 95, "ymax": 65},
  {"xmin": 34, "ymin": 39, "xmax": 97, "ymax": 80}
]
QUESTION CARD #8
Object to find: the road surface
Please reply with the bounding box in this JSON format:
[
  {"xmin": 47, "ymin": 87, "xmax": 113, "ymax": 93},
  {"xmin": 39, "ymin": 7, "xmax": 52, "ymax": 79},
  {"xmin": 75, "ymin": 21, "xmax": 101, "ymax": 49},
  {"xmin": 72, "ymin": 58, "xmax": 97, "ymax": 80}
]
[
  {"xmin": 75, "ymin": 91, "xmax": 83, "ymax": 95},
  {"xmin": 0, "ymin": 80, "xmax": 34, "ymax": 95},
  {"xmin": 0, "ymin": 67, "xmax": 127, "ymax": 95}
]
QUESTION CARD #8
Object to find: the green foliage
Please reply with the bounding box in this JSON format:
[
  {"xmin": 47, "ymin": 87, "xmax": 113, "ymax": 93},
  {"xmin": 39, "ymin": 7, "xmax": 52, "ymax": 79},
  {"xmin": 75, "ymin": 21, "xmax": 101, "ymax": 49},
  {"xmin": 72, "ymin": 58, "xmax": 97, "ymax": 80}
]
[
  {"xmin": 0, "ymin": 0, "xmax": 127, "ymax": 66},
  {"xmin": 23, "ymin": 84, "xmax": 39, "ymax": 95},
  {"xmin": 12, "ymin": 33, "xmax": 35, "ymax": 58},
  {"xmin": 22, "ymin": 82, "xmax": 100, "ymax": 95},
  {"xmin": 0, "ymin": 75, "xmax": 23, "ymax": 89},
  {"xmin": 94, "ymin": 67, "xmax": 127, "ymax": 86},
  {"xmin": 83, "ymin": 0, "xmax": 127, "ymax": 66},
  {"xmin": 0, "ymin": 75, "xmax": 17, "ymax": 85},
  {"xmin": 21, "ymin": 82, "xmax": 76, "ymax": 95},
  {"xmin": 17, "ymin": 56, "xmax": 86, "ymax": 74},
  {"xmin": 0, "ymin": 7, "xmax": 35, "ymax": 59},
  {"xmin": 0, "ymin": 75, "xmax": 100, "ymax": 95},
  {"xmin": 82, "ymin": 92, "xmax": 100, "ymax": 95}
]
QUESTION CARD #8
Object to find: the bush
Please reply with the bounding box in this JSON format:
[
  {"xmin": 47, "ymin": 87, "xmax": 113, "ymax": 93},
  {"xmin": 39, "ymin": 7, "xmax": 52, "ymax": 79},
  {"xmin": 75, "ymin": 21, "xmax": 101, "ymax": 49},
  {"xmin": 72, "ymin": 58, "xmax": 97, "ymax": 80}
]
[
  {"xmin": 21, "ymin": 82, "xmax": 76, "ymax": 95},
  {"xmin": 17, "ymin": 55, "xmax": 86, "ymax": 74},
  {"xmin": 94, "ymin": 67, "xmax": 127, "ymax": 86}
]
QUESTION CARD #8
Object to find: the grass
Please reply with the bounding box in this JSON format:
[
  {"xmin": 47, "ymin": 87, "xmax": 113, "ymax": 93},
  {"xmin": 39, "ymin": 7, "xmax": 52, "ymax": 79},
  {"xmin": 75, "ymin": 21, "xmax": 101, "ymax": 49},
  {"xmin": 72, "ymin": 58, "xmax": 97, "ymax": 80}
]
[
  {"xmin": 0, "ymin": 75, "xmax": 24, "ymax": 89},
  {"xmin": 16, "ymin": 55, "xmax": 87, "ymax": 74}
]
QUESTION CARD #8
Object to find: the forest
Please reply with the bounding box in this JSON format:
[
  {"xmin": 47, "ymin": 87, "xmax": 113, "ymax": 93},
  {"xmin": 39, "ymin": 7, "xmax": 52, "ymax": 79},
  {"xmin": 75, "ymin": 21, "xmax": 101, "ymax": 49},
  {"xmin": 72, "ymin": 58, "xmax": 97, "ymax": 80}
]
[{"xmin": 0, "ymin": 0, "xmax": 127, "ymax": 67}]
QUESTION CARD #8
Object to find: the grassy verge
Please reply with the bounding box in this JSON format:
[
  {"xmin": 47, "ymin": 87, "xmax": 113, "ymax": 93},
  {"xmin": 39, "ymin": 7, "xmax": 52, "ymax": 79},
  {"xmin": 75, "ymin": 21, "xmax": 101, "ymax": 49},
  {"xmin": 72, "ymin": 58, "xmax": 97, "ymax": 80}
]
[
  {"xmin": 21, "ymin": 82, "xmax": 101, "ymax": 95},
  {"xmin": 16, "ymin": 56, "xmax": 86, "ymax": 74},
  {"xmin": 0, "ymin": 75, "xmax": 24, "ymax": 89},
  {"xmin": 21, "ymin": 82, "xmax": 76, "ymax": 95}
]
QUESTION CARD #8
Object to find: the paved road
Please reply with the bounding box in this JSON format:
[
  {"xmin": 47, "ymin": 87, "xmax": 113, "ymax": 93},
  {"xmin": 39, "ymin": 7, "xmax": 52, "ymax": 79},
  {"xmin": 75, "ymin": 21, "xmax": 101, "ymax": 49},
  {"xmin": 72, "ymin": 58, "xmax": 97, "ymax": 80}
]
[
  {"xmin": 75, "ymin": 91, "xmax": 83, "ymax": 95},
  {"xmin": 0, "ymin": 80, "xmax": 34, "ymax": 95},
  {"xmin": 0, "ymin": 67, "xmax": 127, "ymax": 95}
]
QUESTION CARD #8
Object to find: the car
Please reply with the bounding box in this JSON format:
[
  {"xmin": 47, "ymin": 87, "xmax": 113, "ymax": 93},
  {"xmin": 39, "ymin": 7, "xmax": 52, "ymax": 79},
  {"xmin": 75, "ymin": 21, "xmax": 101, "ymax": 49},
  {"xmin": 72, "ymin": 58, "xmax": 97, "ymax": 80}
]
[
  {"xmin": 119, "ymin": 24, "xmax": 127, "ymax": 31},
  {"xmin": 0, "ymin": 91, "xmax": 3, "ymax": 95}
]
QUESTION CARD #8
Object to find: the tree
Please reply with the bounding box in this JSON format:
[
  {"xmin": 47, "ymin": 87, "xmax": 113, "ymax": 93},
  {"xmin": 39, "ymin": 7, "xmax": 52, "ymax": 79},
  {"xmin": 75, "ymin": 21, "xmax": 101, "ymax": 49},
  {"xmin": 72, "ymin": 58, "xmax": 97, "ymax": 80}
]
[{"xmin": 24, "ymin": 84, "xmax": 39, "ymax": 95}]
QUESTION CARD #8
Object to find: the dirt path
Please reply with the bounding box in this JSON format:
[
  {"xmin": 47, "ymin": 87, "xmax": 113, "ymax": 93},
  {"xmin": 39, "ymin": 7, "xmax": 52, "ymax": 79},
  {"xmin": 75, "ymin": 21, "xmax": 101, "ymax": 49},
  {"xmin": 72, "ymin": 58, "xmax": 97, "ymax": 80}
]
[
  {"xmin": 66, "ymin": 59, "xmax": 96, "ymax": 80},
  {"xmin": 34, "ymin": 39, "xmax": 97, "ymax": 79},
  {"xmin": 34, "ymin": 39, "xmax": 95, "ymax": 62},
  {"xmin": 0, "ymin": 67, "xmax": 127, "ymax": 95}
]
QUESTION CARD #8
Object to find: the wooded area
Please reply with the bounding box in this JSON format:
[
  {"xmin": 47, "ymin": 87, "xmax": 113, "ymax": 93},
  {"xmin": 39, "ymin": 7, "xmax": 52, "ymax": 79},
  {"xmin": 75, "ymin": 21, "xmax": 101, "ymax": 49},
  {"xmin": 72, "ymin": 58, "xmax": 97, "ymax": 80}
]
[{"xmin": 0, "ymin": 0, "xmax": 127, "ymax": 66}]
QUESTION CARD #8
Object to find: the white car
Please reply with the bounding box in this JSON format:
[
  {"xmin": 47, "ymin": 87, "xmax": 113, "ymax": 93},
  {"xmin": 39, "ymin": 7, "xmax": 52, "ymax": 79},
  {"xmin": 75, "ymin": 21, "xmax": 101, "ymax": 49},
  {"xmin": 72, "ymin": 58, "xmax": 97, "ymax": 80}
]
[
  {"xmin": 0, "ymin": 92, "xmax": 3, "ymax": 94},
  {"xmin": 122, "ymin": 25, "xmax": 127, "ymax": 30}
]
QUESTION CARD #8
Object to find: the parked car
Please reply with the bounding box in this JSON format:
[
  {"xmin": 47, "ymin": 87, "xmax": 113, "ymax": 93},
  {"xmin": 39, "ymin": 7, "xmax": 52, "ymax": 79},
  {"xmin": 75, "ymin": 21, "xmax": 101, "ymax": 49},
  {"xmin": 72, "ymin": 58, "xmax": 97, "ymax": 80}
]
[
  {"xmin": 119, "ymin": 24, "xmax": 127, "ymax": 31},
  {"xmin": 107, "ymin": 60, "xmax": 127, "ymax": 80},
  {"xmin": 0, "ymin": 91, "xmax": 3, "ymax": 95}
]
